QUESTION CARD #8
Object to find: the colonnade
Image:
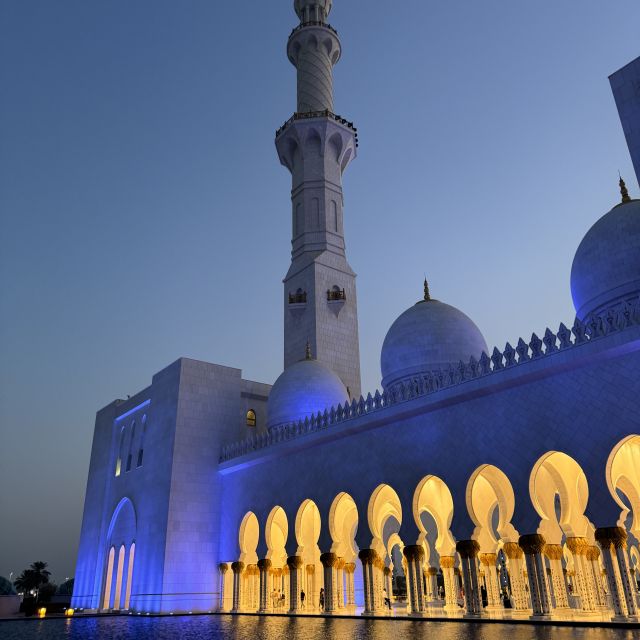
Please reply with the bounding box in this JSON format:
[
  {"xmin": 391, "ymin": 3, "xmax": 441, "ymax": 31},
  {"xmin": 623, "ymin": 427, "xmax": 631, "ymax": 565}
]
[{"xmin": 220, "ymin": 437, "xmax": 640, "ymax": 621}]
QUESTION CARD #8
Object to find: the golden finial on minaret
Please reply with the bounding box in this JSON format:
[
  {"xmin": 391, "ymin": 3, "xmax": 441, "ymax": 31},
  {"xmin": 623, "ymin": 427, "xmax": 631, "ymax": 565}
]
[
  {"xmin": 305, "ymin": 340, "xmax": 312, "ymax": 360},
  {"xmin": 619, "ymin": 175, "xmax": 631, "ymax": 204},
  {"xmin": 423, "ymin": 278, "xmax": 431, "ymax": 302}
]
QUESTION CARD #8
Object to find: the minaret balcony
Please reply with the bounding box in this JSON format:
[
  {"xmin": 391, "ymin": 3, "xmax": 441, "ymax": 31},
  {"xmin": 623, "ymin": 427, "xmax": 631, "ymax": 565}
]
[
  {"xmin": 288, "ymin": 21, "xmax": 338, "ymax": 39},
  {"xmin": 327, "ymin": 288, "xmax": 346, "ymax": 301},
  {"xmin": 289, "ymin": 290, "xmax": 308, "ymax": 305},
  {"xmin": 275, "ymin": 110, "xmax": 358, "ymax": 147}
]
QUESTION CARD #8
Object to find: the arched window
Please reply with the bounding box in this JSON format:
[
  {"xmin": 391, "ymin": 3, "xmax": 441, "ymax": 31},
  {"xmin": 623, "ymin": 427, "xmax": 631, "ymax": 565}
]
[
  {"xmin": 246, "ymin": 409, "xmax": 257, "ymax": 427},
  {"xmin": 115, "ymin": 427, "xmax": 126, "ymax": 477},
  {"xmin": 136, "ymin": 415, "xmax": 147, "ymax": 468},
  {"xmin": 125, "ymin": 421, "xmax": 136, "ymax": 472}
]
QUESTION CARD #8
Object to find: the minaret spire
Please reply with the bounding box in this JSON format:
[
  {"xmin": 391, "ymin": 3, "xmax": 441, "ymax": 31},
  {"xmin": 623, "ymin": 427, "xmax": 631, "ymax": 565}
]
[
  {"xmin": 423, "ymin": 278, "xmax": 431, "ymax": 302},
  {"xmin": 276, "ymin": 0, "xmax": 361, "ymax": 398},
  {"xmin": 619, "ymin": 175, "xmax": 631, "ymax": 203}
]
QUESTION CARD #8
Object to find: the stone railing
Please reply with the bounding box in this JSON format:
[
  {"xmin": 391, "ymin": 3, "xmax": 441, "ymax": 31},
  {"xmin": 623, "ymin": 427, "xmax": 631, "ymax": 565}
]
[
  {"xmin": 275, "ymin": 110, "xmax": 359, "ymax": 147},
  {"xmin": 289, "ymin": 21, "xmax": 339, "ymax": 40},
  {"xmin": 219, "ymin": 298, "xmax": 640, "ymax": 463}
]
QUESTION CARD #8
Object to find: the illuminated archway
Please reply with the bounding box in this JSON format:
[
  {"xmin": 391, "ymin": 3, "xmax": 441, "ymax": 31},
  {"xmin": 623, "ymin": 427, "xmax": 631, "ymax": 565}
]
[
  {"xmin": 466, "ymin": 464, "xmax": 518, "ymax": 551},
  {"xmin": 295, "ymin": 499, "xmax": 322, "ymax": 609},
  {"xmin": 412, "ymin": 475, "xmax": 455, "ymax": 555},
  {"xmin": 328, "ymin": 492, "xmax": 358, "ymax": 561},
  {"xmin": 530, "ymin": 451, "xmax": 591, "ymax": 543},
  {"xmin": 102, "ymin": 498, "xmax": 137, "ymax": 611},
  {"xmin": 368, "ymin": 484, "xmax": 402, "ymax": 557},
  {"xmin": 239, "ymin": 511, "xmax": 259, "ymax": 565},
  {"xmin": 606, "ymin": 435, "xmax": 640, "ymax": 536},
  {"xmin": 265, "ymin": 506, "xmax": 288, "ymax": 567}
]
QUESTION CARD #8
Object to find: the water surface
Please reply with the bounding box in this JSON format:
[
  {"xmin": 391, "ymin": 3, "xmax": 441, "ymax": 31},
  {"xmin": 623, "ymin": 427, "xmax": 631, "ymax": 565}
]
[{"xmin": 0, "ymin": 615, "xmax": 637, "ymax": 640}]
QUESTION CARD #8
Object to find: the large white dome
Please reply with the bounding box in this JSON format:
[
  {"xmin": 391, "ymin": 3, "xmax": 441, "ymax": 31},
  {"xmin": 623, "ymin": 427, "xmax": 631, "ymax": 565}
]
[
  {"xmin": 267, "ymin": 356, "xmax": 349, "ymax": 430},
  {"xmin": 381, "ymin": 284, "xmax": 488, "ymax": 389},
  {"xmin": 571, "ymin": 190, "xmax": 640, "ymax": 321}
]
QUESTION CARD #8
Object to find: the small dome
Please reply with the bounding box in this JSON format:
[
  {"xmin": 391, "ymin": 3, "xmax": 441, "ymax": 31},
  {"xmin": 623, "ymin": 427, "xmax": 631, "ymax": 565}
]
[
  {"xmin": 571, "ymin": 192, "xmax": 640, "ymax": 321},
  {"xmin": 268, "ymin": 356, "xmax": 349, "ymax": 429},
  {"xmin": 381, "ymin": 283, "xmax": 488, "ymax": 389},
  {"xmin": 0, "ymin": 576, "xmax": 16, "ymax": 596}
]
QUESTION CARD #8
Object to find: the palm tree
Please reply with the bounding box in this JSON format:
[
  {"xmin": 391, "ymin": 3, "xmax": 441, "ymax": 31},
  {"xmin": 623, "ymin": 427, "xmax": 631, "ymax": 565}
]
[
  {"xmin": 30, "ymin": 562, "xmax": 51, "ymax": 586},
  {"xmin": 14, "ymin": 561, "xmax": 51, "ymax": 603}
]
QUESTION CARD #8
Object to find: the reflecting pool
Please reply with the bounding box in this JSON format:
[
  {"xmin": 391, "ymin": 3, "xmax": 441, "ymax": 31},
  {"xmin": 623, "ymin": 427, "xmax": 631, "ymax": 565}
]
[{"xmin": 1, "ymin": 615, "xmax": 637, "ymax": 640}]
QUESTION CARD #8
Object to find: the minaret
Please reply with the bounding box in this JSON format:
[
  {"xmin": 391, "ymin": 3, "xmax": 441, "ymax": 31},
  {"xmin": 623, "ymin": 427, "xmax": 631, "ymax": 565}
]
[{"xmin": 275, "ymin": 0, "xmax": 361, "ymax": 398}]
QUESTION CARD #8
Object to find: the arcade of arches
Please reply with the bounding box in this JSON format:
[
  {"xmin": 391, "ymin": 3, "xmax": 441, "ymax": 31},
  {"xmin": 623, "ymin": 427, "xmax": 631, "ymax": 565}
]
[{"xmin": 219, "ymin": 437, "xmax": 640, "ymax": 620}]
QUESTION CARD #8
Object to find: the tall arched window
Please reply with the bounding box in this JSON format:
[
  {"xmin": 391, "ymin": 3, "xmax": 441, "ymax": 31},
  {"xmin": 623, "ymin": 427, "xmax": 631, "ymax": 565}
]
[
  {"xmin": 246, "ymin": 409, "xmax": 256, "ymax": 427},
  {"xmin": 125, "ymin": 421, "xmax": 136, "ymax": 472},
  {"xmin": 115, "ymin": 427, "xmax": 126, "ymax": 477},
  {"xmin": 102, "ymin": 546, "xmax": 115, "ymax": 609},
  {"xmin": 136, "ymin": 415, "xmax": 147, "ymax": 468}
]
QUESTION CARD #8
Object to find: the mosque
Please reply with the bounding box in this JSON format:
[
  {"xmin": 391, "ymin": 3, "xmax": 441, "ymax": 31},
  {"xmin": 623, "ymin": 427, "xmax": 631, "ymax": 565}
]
[{"xmin": 71, "ymin": 1, "xmax": 640, "ymax": 622}]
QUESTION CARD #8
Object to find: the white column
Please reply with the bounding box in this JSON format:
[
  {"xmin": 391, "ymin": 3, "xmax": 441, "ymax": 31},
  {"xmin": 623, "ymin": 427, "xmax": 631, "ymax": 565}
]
[
  {"xmin": 543, "ymin": 545, "xmax": 570, "ymax": 611},
  {"xmin": 440, "ymin": 556, "xmax": 458, "ymax": 611},
  {"xmin": 218, "ymin": 563, "xmax": 229, "ymax": 611},
  {"xmin": 231, "ymin": 562, "xmax": 245, "ymax": 612},
  {"xmin": 503, "ymin": 543, "xmax": 529, "ymax": 611},
  {"xmin": 287, "ymin": 556, "xmax": 302, "ymax": 613},
  {"xmin": 520, "ymin": 535, "xmax": 551, "ymax": 616}
]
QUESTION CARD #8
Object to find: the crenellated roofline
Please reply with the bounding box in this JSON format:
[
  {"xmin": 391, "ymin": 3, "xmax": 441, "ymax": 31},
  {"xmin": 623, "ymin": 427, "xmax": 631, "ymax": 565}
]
[{"xmin": 220, "ymin": 296, "xmax": 640, "ymax": 465}]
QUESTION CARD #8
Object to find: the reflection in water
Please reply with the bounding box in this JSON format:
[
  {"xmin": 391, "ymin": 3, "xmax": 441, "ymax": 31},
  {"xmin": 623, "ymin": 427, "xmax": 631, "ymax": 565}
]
[{"xmin": 0, "ymin": 616, "xmax": 637, "ymax": 640}]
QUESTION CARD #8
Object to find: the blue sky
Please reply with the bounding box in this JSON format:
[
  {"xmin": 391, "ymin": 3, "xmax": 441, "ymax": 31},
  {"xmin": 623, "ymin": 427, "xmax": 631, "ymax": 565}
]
[{"xmin": 1, "ymin": 0, "xmax": 638, "ymax": 582}]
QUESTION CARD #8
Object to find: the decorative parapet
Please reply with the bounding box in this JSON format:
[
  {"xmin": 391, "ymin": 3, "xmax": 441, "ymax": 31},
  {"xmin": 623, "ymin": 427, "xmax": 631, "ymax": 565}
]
[
  {"xmin": 275, "ymin": 110, "xmax": 358, "ymax": 147},
  {"xmin": 219, "ymin": 298, "xmax": 640, "ymax": 463}
]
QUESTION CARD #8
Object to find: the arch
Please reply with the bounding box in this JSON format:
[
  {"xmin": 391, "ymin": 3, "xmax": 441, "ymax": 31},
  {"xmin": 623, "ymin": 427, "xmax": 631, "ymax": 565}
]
[
  {"xmin": 124, "ymin": 543, "xmax": 135, "ymax": 609},
  {"xmin": 239, "ymin": 511, "xmax": 259, "ymax": 565},
  {"xmin": 328, "ymin": 133, "xmax": 343, "ymax": 162},
  {"xmin": 295, "ymin": 499, "xmax": 321, "ymax": 561},
  {"xmin": 246, "ymin": 409, "xmax": 257, "ymax": 427},
  {"xmin": 113, "ymin": 545, "xmax": 125, "ymax": 609},
  {"xmin": 102, "ymin": 547, "xmax": 115, "ymax": 610},
  {"xmin": 115, "ymin": 426, "xmax": 126, "ymax": 476},
  {"xmin": 368, "ymin": 484, "xmax": 402, "ymax": 556},
  {"xmin": 530, "ymin": 451, "xmax": 591, "ymax": 543},
  {"xmin": 126, "ymin": 421, "xmax": 136, "ymax": 472},
  {"xmin": 466, "ymin": 464, "xmax": 519, "ymax": 551},
  {"xmin": 107, "ymin": 497, "xmax": 137, "ymax": 546},
  {"xmin": 265, "ymin": 506, "xmax": 288, "ymax": 567},
  {"xmin": 413, "ymin": 475, "xmax": 456, "ymax": 555},
  {"xmin": 307, "ymin": 128, "xmax": 322, "ymax": 156},
  {"xmin": 328, "ymin": 492, "xmax": 358, "ymax": 561},
  {"xmin": 340, "ymin": 147, "xmax": 353, "ymax": 173},
  {"xmin": 606, "ymin": 434, "xmax": 640, "ymax": 536},
  {"xmin": 136, "ymin": 414, "xmax": 147, "ymax": 467}
]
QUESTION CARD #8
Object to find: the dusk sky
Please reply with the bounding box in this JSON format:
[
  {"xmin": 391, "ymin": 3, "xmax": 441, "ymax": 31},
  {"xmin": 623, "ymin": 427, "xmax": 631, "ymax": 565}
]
[{"xmin": 1, "ymin": 1, "xmax": 638, "ymax": 584}]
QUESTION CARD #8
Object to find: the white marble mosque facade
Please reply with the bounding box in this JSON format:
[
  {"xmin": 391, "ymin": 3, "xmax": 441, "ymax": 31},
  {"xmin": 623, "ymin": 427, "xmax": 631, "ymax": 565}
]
[{"xmin": 72, "ymin": 0, "xmax": 640, "ymax": 623}]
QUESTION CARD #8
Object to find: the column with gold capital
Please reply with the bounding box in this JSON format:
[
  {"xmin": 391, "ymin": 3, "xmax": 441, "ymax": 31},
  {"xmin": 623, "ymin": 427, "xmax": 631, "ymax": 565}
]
[{"xmin": 287, "ymin": 556, "xmax": 303, "ymax": 613}]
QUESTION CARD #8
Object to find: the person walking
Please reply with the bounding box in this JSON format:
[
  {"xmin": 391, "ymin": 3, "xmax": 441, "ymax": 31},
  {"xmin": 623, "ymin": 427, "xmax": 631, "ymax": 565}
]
[
  {"xmin": 319, "ymin": 587, "xmax": 325, "ymax": 611},
  {"xmin": 300, "ymin": 589, "xmax": 306, "ymax": 609}
]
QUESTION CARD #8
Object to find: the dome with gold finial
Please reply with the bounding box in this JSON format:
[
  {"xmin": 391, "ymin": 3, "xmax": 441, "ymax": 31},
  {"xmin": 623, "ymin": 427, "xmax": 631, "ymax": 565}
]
[
  {"xmin": 267, "ymin": 342, "xmax": 349, "ymax": 430},
  {"xmin": 571, "ymin": 178, "xmax": 640, "ymax": 321},
  {"xmin": 380, "ymin": 279, "xmax": 488, "ymax": 389}
]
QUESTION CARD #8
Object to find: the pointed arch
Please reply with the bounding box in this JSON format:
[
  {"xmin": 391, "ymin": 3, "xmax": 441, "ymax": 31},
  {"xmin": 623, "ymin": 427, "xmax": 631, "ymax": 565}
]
[
  {"xmin": 466, "ymin": 464, "xmax": 519, "ymax": 551},
  {"xmin": 530, "ymin": 451, "xmax": 591, "ymax": 543},
  {"xmin": 368, "ymin": 484, "xmax": 402, "ymax": 556},
  {"xmin": 328, "ymin": 492, "xmax": 358, "ymax": 561},
  {"xmin": 295, "ymin": 499, "xmax": 321, "ymax": 562},
  {"xmin": 238, "ymin": 511, "xmax": 259, "ymax": 565},
  {"xmin": 606, "ymin": 434, "xmax": 640, "ymax": 535},
  {"xmin": 265, "ymin": 506, "xmax": 288, "ymax": 567},
  {"xmin": 413, "ymin": 475, "xmax": 456, "ymax": 555}
]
